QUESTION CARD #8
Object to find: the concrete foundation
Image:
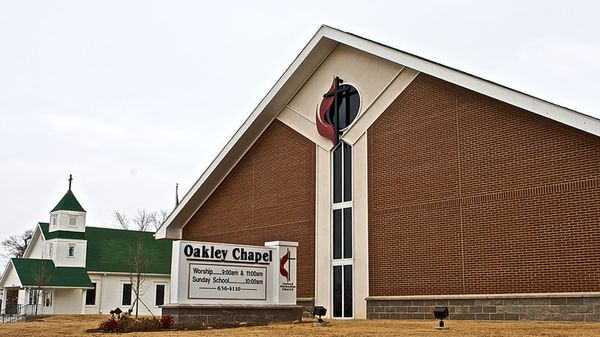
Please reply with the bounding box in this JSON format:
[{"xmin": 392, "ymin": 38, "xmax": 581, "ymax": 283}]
[
  {"xmin": 297, "ymin": 298, "xmax": 315, "ymax": 319},
  {"xmin": 161, "ymin": 304, "xmax": 304, "ymax": 328}
]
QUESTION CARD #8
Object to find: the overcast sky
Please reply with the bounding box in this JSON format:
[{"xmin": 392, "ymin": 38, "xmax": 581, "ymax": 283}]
[{"xmin": 1, "ymin": 1, "xmax": 598, "ymax": 266}]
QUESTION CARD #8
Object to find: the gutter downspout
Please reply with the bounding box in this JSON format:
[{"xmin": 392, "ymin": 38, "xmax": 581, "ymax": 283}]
[{"xmin": 98, "ymin": 273, "xmax": 106, "ymax": 314}]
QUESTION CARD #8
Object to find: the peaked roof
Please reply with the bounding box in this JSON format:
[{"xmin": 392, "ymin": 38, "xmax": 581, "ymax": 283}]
[
  {"xmin": 156, "ymin": 25, "xmax": 600, "ymax": 239},
  {"xmin": 51, "ymin": 189, "xmax": 86, "ymax": 212},
  {"xmin": 11, "ymin": 258, "xmax": 93, "ymax": 288},
  {"xmin": 37, "ymin": 223, "xmax": 172, "ymax": 274}
]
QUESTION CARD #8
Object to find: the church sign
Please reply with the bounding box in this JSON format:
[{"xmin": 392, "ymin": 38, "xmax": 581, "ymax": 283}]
[{"xmin": 170, "ymin": 240, "xmax": 297, "ymax": 305}]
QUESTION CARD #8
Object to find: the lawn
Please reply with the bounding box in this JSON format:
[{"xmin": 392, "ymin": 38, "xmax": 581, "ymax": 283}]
[{"xmin": 1, "ymin": 315, "xmax": 600, "ymax": 337}]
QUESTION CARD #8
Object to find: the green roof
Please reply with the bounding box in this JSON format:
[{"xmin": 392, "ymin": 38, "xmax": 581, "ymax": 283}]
[
  {"xmin": 35, "ymin": 224, "xmax": 171, "ymax": 275},
  {"xmin": 51, "ymin": 189, "xmax": 86, "ymax": 212},
  {"xmin": 85, "ymin": 227, "xmax": 172, "ymax": 274},
  {"xmin": 39, "ymin": 223, "xmax": 86, "ymax": 240},
  {"xmin": 11, "ymin": 258, "xmax": 93, "ymax": 288}
]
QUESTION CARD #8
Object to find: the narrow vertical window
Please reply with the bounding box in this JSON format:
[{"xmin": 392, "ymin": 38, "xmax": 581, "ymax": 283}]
[
  {"xmin": 48, "ymin": 243, "xmax": 53, "ymax": 258},
  {"xmin": 122, "ymin": 284, "xmax": 132, "ymax": 306},
  {"xmin": 155, "ymin": 284, "xmax": 165, "ymax": 306},
  {"xmin": 333, "ymin": 266, "xmax": 343, "ymax": 317},
  {"xmin": 333, "ymin": 145, "xmax": 342, "ymax": 203},
  {"xmin": 343, "ymin": 208, "xmax": 352, "ymax": 259},
  {"xmin": 343, "ymin": 265, "xmax": 353, "ymax": 318},
  {"xmin": 44, "ymin": 291, "xmax": 53, "ymax": 307},
  {"xmin": 67, "ymin": 244, "xmax": 75, "ymax": 257},
  {"xmin": 333, "ymin": 210, "xmax": 342, "ymax": 259},
  {"xmin": 85, "ymin": 283, "xmax": 96, "ymax": 305},
  {"xmin": 28, "ymin": 290, "xmax": 38, "ymax": 305},
  {"xmin": 343, "ymin": 143, "xmax": 352, "ymax": 202},
  {"xmin": 331, "ymin": 141, "xmax": 353, "ymax": 318}
]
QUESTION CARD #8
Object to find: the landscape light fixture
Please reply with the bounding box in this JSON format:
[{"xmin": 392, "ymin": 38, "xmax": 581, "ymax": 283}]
[
  {"xmin": 313, "ymin": 306, "xmax": 327, "ymax": 326},
  {"xmin": 110, "ymin": 307, "xmax": 123, "ymax": 318},
  {"xmin": 433, "ymin": 306, "xmax": 449, "ymax": 330}
]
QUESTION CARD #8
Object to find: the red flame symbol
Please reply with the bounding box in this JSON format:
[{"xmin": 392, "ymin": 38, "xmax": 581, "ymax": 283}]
[
  {"xmin": 316, "ymin": 80, "xmax": 336, "ymax": 144},
  {"xmin": 280, "ymin": 251, "xmax": 289, "ymax": 279}
]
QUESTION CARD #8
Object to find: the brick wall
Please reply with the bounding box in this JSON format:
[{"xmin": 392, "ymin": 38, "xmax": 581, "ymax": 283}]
[
  {"xmin": 368, "ymin": 73, "xmax": 600, "ymax": 296},
  {"xmin": 182, "ymin": 119, "xmax": 316, "ymax": 298},
  {"xmin": 366, "ymin": 296, "xmax": 600, "ymax": 322}
]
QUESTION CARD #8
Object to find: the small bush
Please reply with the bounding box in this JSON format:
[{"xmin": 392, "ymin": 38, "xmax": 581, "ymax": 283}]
[
  {"xmin": 121, "ymin": 317, "xmax": 160, "ymax": 332},
  {"xmin": 98, "ymin": 317, "xmax": 118, "ymax": 332},
  {"xmin": 160, "ymin": 315, "xmax": 174, "ymax": 329},
  {"xmin": 97, "ymin": 314, "xmax": 172, "ymax": 332}
]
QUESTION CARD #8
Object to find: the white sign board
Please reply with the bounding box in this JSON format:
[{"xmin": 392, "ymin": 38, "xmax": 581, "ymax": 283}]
[
  {"xmin": 188, "ymin": 263, "xmax": 267, "ymax": 300},
  {"xmin": 170, "ymin": 240, "xmax": 297, "ymax": 305}
]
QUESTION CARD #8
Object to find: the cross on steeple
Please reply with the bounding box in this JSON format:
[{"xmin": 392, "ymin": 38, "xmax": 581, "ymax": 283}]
[{"xmin": 68, "ymin": 174, "xmax": 73, "ymax": 190}]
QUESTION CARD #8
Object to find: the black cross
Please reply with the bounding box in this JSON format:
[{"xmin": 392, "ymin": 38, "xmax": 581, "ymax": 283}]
[
  {"xmin": 323, "ymin": 76, "xmax": 353, "ymax": 145},
  {"xmin": 68, "ymin": 174, "xmax": 73, "ymax": 190},
  {"xmin": 285, "ymin": 249, "xmax": 296, "ymax": 282}
]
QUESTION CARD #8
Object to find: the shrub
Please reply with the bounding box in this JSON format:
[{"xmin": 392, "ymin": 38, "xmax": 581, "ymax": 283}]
[
  {"xmin": 99, "ymin": 317, "xmax": 118, "ymax": 332},
  {"xmin": 97, "ymin": 315, "xmax": 169, "ymax": 332},
  {"xmin": 122, "ymin": 317, "xmax": 160, "ymax": 332},
  {"xmin": 160, "ymin": 315, "xmax": 174, "ymax": 329}
]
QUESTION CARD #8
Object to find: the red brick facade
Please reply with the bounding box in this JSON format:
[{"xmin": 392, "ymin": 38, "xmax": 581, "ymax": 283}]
[
  {"xmin": 182, "ymin": 120, "xmax": 316, "ymax": 298},
  {"xmin": 368, "ymin": 73, "xmax": 600, "ymax": 296}
]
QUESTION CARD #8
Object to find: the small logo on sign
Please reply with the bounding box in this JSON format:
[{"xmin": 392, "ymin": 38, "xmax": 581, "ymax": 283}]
[{"xmin": 279, "ymin": 249, "xmax": 296, "ymax": 282}]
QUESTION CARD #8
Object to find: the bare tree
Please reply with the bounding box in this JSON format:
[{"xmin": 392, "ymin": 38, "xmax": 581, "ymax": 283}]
[
  {"xmin": 154, "ymin": 210, "xmax": 169, "ymax": 228},
  {"xmin": 31, "ymin": 262, "xmax": 49, "ymax": 315},
  {"xmin": 129, "ymin": 238, "xmax": 150, "ymax": 318},
  {"xmin": 1, "ymin": 229, "xmax": 34, "ymax": 258},
  {"xmin": 114, "ymin": 211, "xmax": 130, "ymax": 229},
  {"xmin": 113, "ymin": 209, "xmax": 168, "ymax": 232}
]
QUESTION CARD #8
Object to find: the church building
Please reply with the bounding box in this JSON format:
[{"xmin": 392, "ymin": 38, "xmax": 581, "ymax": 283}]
[
  {"xmin": 156, "ymin": 26, "xmax": 600, "ymax": 321},
  {"xmin": 0, "ymin": 179, "xmax": 172, "ymax": 317}
]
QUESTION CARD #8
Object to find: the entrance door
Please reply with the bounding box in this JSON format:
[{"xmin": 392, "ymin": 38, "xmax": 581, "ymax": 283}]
[{"xmin": 5, "ymin": 288, "xmax": 18, "ymax": 314}]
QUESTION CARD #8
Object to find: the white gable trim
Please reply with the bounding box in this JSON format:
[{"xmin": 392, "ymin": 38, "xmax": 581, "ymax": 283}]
[
  {"xmin": 156, "ymin": 27, "xmax": 339, "ymax": 239},
  {"xmin": 22, "ymin": 225, "xmax": 43, "ymax": 259},
  {"xmin": 324, "ymin": 27, "xmax": 600, "ymax": 136},
  {"xmin": 156, "ymin": 25, "xmax": 600, "ymax": 239},
  {"xmin": 0, "ymin": 261, "xmax": 23, "ymax": 288}
]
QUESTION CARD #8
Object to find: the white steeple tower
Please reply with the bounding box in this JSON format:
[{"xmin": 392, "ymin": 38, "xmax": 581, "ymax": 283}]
[{"xmin": 45, "ymin": 175, "xmax": 87, "ymax": 268}]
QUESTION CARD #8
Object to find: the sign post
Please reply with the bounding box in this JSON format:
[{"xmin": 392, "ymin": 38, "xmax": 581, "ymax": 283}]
[{"xmin": 265, "ymin": 241, "xmax": 297, "ymax": 305}]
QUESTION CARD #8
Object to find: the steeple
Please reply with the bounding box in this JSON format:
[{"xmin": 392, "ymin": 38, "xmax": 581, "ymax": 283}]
[
  {"xmin": 47, "ymin": 175, "xmax": 88, "ymax": 267},
  {"xmin": 49, "ymin": 175, "xmax": 87, "ymax": 233},
  {"xmin": 51, "ymin": 174, "xmax": 85, "ymax": 212}
]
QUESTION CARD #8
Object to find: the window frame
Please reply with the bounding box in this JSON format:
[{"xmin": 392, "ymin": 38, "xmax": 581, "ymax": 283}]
[
  {"xmin": 85, "ymin": 283, "xmax": 97, "ymax": 306},
  {"xmin": 27, "ymin": 289, "xmax": 38, "ymax": 305},
  {"xmin": 154, "ymin": 283, "xmax": 167, "ymax": 307},
  {"xmin": 43, "ymin": 291, "xmax": 53, "ymax": 307},
  {"xmin": 121, "ymin": 283, "xmax": 132, "ymax": 306},
  {"xmin": 67, "ymin": 244, "xmax": 75, "ymax": 258},
  {"xmin": 330, "ymin": 141, "xmax": 354, "ymax": 319}
]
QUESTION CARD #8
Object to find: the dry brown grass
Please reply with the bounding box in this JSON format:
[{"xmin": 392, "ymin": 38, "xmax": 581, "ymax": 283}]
[{"xmin": 1, "ymin": 315, "xmax": 600, "ymax": 337}]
